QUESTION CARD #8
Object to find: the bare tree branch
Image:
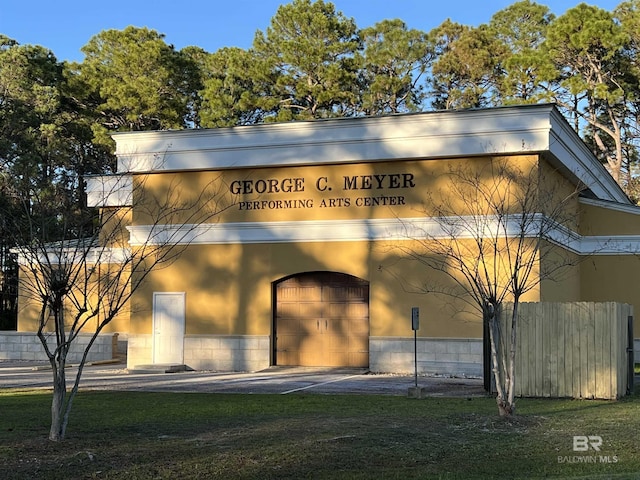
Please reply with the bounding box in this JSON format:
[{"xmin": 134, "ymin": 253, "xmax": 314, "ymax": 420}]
[
  {"xmin": 8, "ymin": 166, "xmax": 235, "ymax": 441},
  {"xmin": 380, "ymin": 156, "xmax": 584, "ymax": 416}
]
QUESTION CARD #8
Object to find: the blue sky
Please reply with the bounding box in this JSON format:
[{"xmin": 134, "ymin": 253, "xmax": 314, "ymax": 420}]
[{"xmin": 0, "ymin": 0, "xmax": 623, "ymax": 63}]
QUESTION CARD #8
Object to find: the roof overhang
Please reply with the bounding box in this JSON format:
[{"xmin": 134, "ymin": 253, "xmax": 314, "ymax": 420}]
[{"xmin": 111, "ymin": 104, "xmax": 629, "ymax": 204}]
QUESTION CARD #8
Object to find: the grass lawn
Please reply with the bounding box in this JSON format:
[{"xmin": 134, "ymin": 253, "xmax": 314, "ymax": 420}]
[{"xmin": 0, "ymin": 386, "xmax": 639, "ymax": 479}]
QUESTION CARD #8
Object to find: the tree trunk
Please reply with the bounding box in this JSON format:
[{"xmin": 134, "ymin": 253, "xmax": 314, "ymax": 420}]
[
  {"xmin": 506, "ymin": 301, "xmax": 519, "ymax": 414},
  {"xmin": 49, "ymin": 359, "xmax": 68, "ymax": 441},
  {"xmin": 487, "ymin": 312, "xmax": 506, "ymax": 408},
  {"xmin": 496, "ymin": 397, "xmax": 515, "ymax": 417},
  {"xmin": 48, "ymin": 307, "xmax": 70, "ymax": 442},
  {"xmin": 488, "ymin": 306, "xmax": 516, "ymax": 417}
]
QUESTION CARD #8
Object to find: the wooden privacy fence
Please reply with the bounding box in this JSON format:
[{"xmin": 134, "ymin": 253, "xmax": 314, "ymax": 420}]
[{"xmin": 498, "ymin": 302, "xmax": 632, "ymax": 400}]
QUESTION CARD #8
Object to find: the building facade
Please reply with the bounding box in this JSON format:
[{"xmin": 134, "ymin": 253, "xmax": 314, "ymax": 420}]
[{"xmin": 13, "ymin": 104, "xmax": 640, "ymax": 375}]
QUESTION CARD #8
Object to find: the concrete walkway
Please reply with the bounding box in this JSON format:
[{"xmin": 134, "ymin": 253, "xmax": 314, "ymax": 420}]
[{"xmin": 0, "ymin": 361, "xmax": 487, "ymax": 398}]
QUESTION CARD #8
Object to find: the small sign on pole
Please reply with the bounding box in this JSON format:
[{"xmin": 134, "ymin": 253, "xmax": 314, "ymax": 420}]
[{"xmin": 411, "ymin": 307, "xmax": 419, "ymax": 331}]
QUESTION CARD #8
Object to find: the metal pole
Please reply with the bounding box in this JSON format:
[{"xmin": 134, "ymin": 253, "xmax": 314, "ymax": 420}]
[
  {"xmin": 411, "ymin": 306, "xmax": 419, "ymax": 389},
  {"xmin": 414, "ymin": 329, "xmax": 418, "ymax": 388}
]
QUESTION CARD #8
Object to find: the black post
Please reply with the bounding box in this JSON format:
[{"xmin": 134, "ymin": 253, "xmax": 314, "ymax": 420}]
[
  {"xmin": 414, "ymin": 328, "xmax": 418, "ymax": 388},
  {"xmin": 411, "ymin": 307, "xmax": 419, "ymax": 388}
]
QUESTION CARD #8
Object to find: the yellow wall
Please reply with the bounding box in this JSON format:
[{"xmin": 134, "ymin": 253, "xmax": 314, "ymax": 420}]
[
  {"xmin": 579, "ymin": 203, "xmax": 640, "ymax": 236},
  {"xmin": 578, "ymin": 202, "xmax": 640, "ymax": 331},
  {"xmin": 131, "ymin": 237, "xmax": 561, "ymax": 340},
  {"xmin": 17, "ymin": 264, "xmax": 129, "ymax": 334},
  {"xmin": 21, "ymin": 152, "xmax": 613, "ymax": 341},
  {"xmin": 99, "ymin": 207, "xmax": 132, "ymax": 249},
  {"xmin": 539, "ymin": 247, "xmax": 581, "ymax": 302},
  {"xmin": 133, "ymin": 155, "xmax": 543, "ymax": 225},
  {"xmin": 126, "ymin": 153, "xmax": 593, "ymax": 341},
  {"xmin": 131, "ymin": 241, "xmax": 369, "ymax": 336},
  {"xmin": 131, "ymin": 155, "xmax": 538, "ymax": 338},
  {"xmin": 580, "ymin": 257, "xmax": 640, "ymax": 329},
  {"xmin": 131, "ymin": 240, "xmax": 488, "ymax": 339}
]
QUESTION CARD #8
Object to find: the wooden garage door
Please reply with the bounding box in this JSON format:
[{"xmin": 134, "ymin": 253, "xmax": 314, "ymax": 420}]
[{"xmin": 275, "ymin": 272, "xmax": 369, "ymax": 367}]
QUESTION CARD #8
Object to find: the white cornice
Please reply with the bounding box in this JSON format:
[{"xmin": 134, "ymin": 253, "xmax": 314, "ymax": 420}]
[
  {"xmin": 126, "ymin": 217, "xmax": 640, "ymax": 256},
  {"xmin": 579, "ymin": 196, "xmax": 640, "ymax": 215},
  {"xmin": 86, "ymin": 174, "xmax": 132, "ymax": 207},
  {"xmin": 110, "ymin": 104, "xmax": 629, "ymax": 205},
  {"xmin": 114, "ymin": 106, "xmax": 553, "ymax": 174},
  {"xmin": 14, "ymin": 247, "xmax": 130, "ymax": 266}
]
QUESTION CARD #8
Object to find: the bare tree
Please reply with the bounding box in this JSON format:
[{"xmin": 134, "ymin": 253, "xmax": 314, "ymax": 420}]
[
  {"xmin": 390, "ymin": 157, "xmax": 583, "ymax": 416},
  {"xmin": 9, "ymin": 170, "xmax": 233, "ymax": 441}
]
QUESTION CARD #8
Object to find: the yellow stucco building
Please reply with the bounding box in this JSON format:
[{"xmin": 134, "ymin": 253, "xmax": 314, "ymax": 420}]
[{"xmin": 11, "ymin": 104, "xmax": 639, "ymax": 375}]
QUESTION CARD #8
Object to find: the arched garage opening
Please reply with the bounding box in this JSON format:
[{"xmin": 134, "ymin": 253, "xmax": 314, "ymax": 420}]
[{"xmin": 273, "ymin": 271, "xmax": 370, "ymax": 368}]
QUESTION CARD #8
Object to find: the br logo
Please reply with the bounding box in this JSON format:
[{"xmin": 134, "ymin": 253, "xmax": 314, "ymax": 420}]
[{"xmin": 573, "ymin": 435, "xmax": 602, "ymax": 452}]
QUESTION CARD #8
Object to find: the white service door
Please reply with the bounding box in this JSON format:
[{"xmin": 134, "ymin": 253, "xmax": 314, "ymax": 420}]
[{"xmin": 152, "ymin": 292, "xmax": 185, "ymax": 364}]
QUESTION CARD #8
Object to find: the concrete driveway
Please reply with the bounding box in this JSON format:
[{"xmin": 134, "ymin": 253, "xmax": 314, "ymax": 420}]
[{"xmin": 0, "ymin": 361, "xmax": 487, "ymax": 397}]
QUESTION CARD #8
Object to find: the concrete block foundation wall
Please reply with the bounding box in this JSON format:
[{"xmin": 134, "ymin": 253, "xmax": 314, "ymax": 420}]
[
  {"xmin": 0, "ymin": 332, "xmax": 117, "ymax": 363},
  {"xmin": 5, "ymin": 334, "xmax": 638, "ymax": 375},
  {"xmin": 126, "ymin": 335, "xmax": 272, "ymax": 372},
  {"xmin": 126, "ymin": 334, "xmax": 152, "ymax": 369},
  {"xmin": 369, "ymin": 337, "xmax": 484, "ymax": 377},
  {"xmin": 185, "ymin": 336, "xmax": 271, "ymax": 372},
  {"xmin": 126, "ymin": 335, "xmax": 485, "ymax": 375}
]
